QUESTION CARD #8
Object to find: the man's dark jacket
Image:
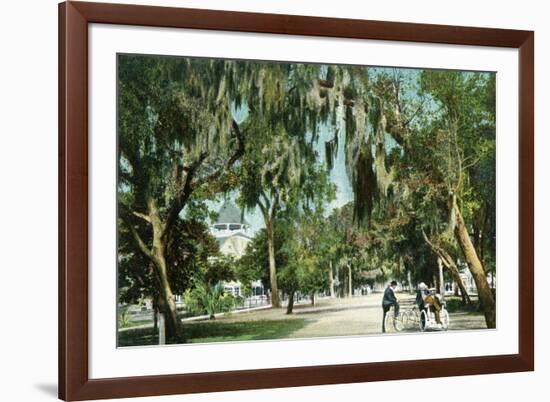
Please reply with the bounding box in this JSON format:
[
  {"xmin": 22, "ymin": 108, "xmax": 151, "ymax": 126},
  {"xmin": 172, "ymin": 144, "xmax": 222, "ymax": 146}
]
[{"xmin": 382, "ymin": 286, "xmax": 397, "ymax": 307}]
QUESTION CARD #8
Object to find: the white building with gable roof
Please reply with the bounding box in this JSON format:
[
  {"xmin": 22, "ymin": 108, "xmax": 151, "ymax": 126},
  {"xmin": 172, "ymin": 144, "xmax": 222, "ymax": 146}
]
[
  {"xmin": 210, "ymin": 201, "xmax": 265, "ymax": 300},
  {"xmin": 210, "ymin": 201, "xmax": 253, "ymax": 259}
]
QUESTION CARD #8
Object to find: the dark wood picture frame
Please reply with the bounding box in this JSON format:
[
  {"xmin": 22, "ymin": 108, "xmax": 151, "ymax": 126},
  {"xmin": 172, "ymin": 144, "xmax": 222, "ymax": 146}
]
[{"xmin": 59, "ymin": 1, "xmax": 534, "ymax": 400}]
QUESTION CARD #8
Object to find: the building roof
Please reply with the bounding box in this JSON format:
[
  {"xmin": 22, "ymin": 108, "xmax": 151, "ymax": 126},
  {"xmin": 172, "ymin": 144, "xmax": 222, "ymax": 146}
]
[{"xmin": 215, "ymin": 201, "xmax": 249, "ymax": 225}]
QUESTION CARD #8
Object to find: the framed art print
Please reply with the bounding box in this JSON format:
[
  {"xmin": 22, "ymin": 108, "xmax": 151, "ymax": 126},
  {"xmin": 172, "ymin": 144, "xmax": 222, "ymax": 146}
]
[{"xmin": 59, "ymin": 1, "xmax": 534, "ymax": 400}]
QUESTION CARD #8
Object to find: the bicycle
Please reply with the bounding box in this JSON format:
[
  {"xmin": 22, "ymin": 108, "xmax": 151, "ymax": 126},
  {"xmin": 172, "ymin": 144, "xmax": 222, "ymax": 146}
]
[
  {"xmin": 419, "ymin": 301, "xmax": 450, "ymax": 331},
  {"xmin": 401, "ymin": 304, "xmax": 421, "ymax": 329},
  {"xmin": 383, "ymin": 304, "xmax": 405, "ymax": 333}
]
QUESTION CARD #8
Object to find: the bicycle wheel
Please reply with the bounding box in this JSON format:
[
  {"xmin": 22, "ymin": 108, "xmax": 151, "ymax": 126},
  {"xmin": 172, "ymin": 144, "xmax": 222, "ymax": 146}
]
[
  {"xmin": 404, "ymin": 310, "xmax": 417, "ymax": 330},
  {"xmin": 384, "ymin": 307, "xmax": 402, "ymax": 333},
  {"xmin": 394, "ymin": 313, "xmax": 404, "ymax": 332},
  {"xmin": 409, "ymin": 308, "xmax": 420, "ymax": 328},
  {"xmin": 419, "ymin": 309, "xmax": 428, "ymax": 332},
  {"xmin": 384, "ymin": 310, "xmax": 394, "ymax": 333},
  {"xmin": 401, "ymin": 311, "xmax": 411, "ymax": 329},
  {"xmin": 440, "ymin": 307, "xmax": 450, "ymax": 330}
]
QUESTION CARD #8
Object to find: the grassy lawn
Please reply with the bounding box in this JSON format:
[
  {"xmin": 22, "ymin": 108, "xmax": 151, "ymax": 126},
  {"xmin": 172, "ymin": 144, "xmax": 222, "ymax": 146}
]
[
  {"xmin": 118, "ymin": 318, "xmax": 308, "ymax": 347},
  {"xmin": 119, "ymin": 308, "xmax": 196, "ymax": 330},
  {"xmin": 117, "ymin": 295, "xmax": 489, "ymax": 347},
  {"xmin": 119, "ymin": 318, "xmax": 153, "ymax": 330}
]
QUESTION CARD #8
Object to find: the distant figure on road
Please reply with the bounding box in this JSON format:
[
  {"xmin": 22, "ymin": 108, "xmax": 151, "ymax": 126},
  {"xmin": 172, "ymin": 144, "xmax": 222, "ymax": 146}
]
[{"xmin": 382, "ymin": 280, "xmax": 399, "ymax": 333}]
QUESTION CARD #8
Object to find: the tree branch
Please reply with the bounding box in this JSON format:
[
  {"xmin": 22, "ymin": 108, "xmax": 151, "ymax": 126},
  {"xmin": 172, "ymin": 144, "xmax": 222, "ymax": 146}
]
[
  {"xmin": 162, "ymin": 152, "xmax": 207, "ymax": 239},
  {"xmin": 403, "ymin": 98, "xmax": 427, "ymax": 127},
  {"xmin": 461, "ymin": 157, "xmax": 480, "ymax": 171},
  {"xmin": 318, "ymin": 79, "xmax": 334, "ymax": 89},
  {"xmin": 197, "ymin": 120, "xmax": 245, "ymax": 187},
  {"xmin": 163, "ymin": 120, "xmax": 245, "ymax": 239},
  {"xmin": 120, "ymin": 212, "xmax": 154, "ymax": 260},
  {"xmin": 421, "ymin": 229, "xmax": 453, "ymax": 269},
  {"xmin": 422, "ymin": 229, "xmax": 472, "ymax": 304},
  {"xmin": 257, "ymin": 198, "xmax": 268, "ymax": 221},
  {"xmin": 260, "ymin": 190, "xmax": 271, "ymax": 212},
  {"xmin": 132, "ymin": 210, "xmax": 151, "ymax": 223},
  {"xmin": 270, "ymin": 192, "xmax": 280, "ymax": 218},
  {"xmin": 385, "ymin": 121, "xmax": 408, "ymax": 148}
]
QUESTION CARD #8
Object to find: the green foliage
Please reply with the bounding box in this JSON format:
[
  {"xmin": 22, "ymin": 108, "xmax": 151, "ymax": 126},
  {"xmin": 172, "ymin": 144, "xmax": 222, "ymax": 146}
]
[
  {"xmin": 414, "ymin": 70, "xmax": 496, "ymax": 269},
  {"xmin": 236, "ymin": 219, "xmax": 294, "ymax": 289},
  {"xmin": 118, "ymin": 319, "xmax": 308, "ymax": 346},
  {"xmin": 117, "ymin": 52, "xmax": 496, "ymax": 323},
  {"xmin": 117, "ymin": 215, "xmax": 218, "ymax": 306},
  {"xmin": 118, "ymin": 306, "xmax": 132, "ymax": 329},
  {"xmin": 445, "ymin": 297, "xmax": 480, "ymax": 313},
  {"xmin": 183, "ymin": 282, "xmax": 239, "ymax": 319}
]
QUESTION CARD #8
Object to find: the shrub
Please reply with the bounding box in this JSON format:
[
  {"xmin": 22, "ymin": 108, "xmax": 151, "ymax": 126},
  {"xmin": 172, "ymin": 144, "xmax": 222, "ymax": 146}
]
[
  {"xmin": 445, "ymin": 297, "xmax": 480, "ymax": 313},
  {"xmin": 184, "ymin": 283, "xmax": 238, "ymax": 319},
  {"xmin": 118, "ymin": 305, "xmax": 132, "ymax": 328}
]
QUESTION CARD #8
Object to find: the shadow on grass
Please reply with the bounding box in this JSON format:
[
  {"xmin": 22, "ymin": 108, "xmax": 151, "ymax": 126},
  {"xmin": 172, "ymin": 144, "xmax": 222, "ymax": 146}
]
[{"xmin": 118, "ymin": 318, "xmax": 308, "ymax": 347}]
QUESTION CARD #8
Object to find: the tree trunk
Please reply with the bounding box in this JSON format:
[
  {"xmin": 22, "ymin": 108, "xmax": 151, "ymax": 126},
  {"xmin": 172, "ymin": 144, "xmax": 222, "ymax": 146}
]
[
  {"xmin": 158, "ymin": 312, "xmax": 166, "ymax": 345},
  {"xmin": 449, "ymin": 265, "xmax": 471, "ymax": 304},
  {"xmin": 407, "ymin": 269, "xmax": 414, "ymax": 294},
  {"xmin": 125, "ymin": 200, "xmax": 186, "ymax": 343},
  {"xmin": 154, "ymin": 253, "xmax": 185, "ymax": 343},
  {"xmin": 438, "ymin": 258, "xmax": 445, "ymax": 299},
  {"xmin": 311, "ymin": 293, "xmax": 315, "ymax": 306},
  {"xmin": 421, "ymin": 229, "xmax": 472, "ymax": 304},
  {"xmin": 286, "ymin": 290, "xmax": 295, "ymax": 314},
  {"xmin": 338, "ymin": 267, "xmax": 344, "ymax": 298},
  {"xmin": 328, "ymin": 261, "xmax": 335, "ymax": 298},
  {"xmin": 348, "ymin": 265, "xmax": 353, "ymax": 297},
  {"xmin": 454, "ymin": 203, "xmax": 495, "ymax": 328},
  {"xmin": 153, "ymin": 298, "xmax": 159, "ymax": 331},
  {"xmin": 149, "ymin": 202, "xmax": 185, "ymax": 343},
  {"xmin": 266, "ymin": 220, "xmax": 281, "ymax": 308}
]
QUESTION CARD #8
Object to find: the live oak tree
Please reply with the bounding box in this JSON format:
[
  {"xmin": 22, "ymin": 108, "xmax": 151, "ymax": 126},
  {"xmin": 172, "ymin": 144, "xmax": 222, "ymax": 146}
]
[
  {"xmin": 327, "ymin": 201, "xmax": 409, "ymax": 297},
  {"xmin": 119, "ymin": 56, "xmax": 333, "ymax": 337},
  {"xmin": 236, "ymin": 219, "xmax": 291, "ymax": 297},
  {"xmin": 236, "ymin": 129, "xmax": 334, "ymax": 308},
  {"xmin": 417, "ymin": 70, "xmax": 496, "ymax": 327},
  {"xmin": 117, "ymin": 212, "xmax": 215, "ymax": 332},
  {"xmin": 374, "ymin": 70, "xmax": 496, "ymax": 325},
  {"xmin": 334, "ymin": 67, "xmax": 495, "ymax": 327},
  {"xmin": 117, "ymin": 55, "xmax": 247, "ymax": 342},
  {"xmin": 328, "ymin": 203, "xmax": 367, "ymax": 297},
  {"xmin": 317, "ymin": 67, "xmax": 495, "ymax": 326},
  {"xmin": 235, "ymin": 62, "xmax": 336, "ymax": 308},
  {"xmin": 284, "ymin": 205, "xmax": 337, "ymax": 312},
  {"xmin": 236, "ymin": 129, "xmax": 301, "ymax": 308}
]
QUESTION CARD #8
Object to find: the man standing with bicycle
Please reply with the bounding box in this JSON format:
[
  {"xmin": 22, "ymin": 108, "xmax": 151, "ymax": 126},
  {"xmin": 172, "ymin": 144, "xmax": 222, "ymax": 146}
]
[{"xmin": 382, "ymin": 280, "xmax": 399, "ymax": 333}]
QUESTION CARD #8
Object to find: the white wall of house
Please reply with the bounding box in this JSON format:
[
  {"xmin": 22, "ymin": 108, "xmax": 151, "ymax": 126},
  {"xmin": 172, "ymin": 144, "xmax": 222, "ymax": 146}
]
[{"xmin": 219, "ymin": 235, "xmax": 252, "ymax": 259}]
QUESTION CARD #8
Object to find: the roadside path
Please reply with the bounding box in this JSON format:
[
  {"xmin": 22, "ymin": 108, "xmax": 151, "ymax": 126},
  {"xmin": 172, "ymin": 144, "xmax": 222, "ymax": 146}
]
[{"xmin": 208, "ymin": 293, "xmax": 488, "ymax": 338}]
